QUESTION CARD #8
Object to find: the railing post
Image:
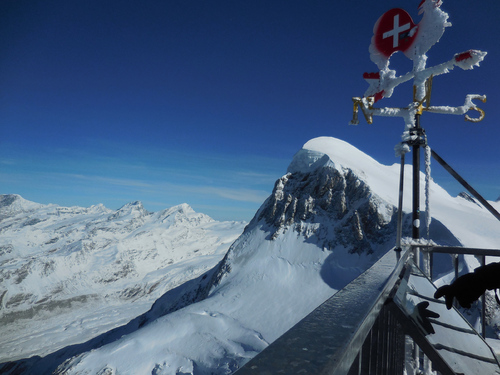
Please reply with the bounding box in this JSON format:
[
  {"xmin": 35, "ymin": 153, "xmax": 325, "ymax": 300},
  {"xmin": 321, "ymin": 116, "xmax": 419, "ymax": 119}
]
[
  {"xmin": 481, "ymin": 255, "xmax": 486, "ymax": 338},
  {"xmin": 351, "ymin": 303, "xmax": 407, "ymax": 375},
  {"xmin": 370, "ymin": 313, "xmax": 380, "ymax": 373},
  {"xmin": 361, "ymin": 331, "xmax": 371, "ymax": 374},
  {"xmin": 396, "ymin": 153, "xmax": 406, "ymax": 251},
  {"xmin": 423, "ymin": 250, "xmax": 431, "ymax": 278},
  {"xmin": 412, "ymin": 114, "xmax": 421, "ymax": 242},
  {"xmin": 453, "ymin": 254, "xmax": 459, "ymax": 279}
]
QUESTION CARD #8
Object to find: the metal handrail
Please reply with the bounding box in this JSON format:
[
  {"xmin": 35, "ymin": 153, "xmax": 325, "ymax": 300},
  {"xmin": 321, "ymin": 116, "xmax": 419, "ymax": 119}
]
[
  {"xmin": 236, "ymin": 248, "xmax": 411, "ymax": 375},
  {"xmin": 416, "ymin": 245, "xmax": 500, "ymax": 256},
  {"xmin": 237, "ymin": 244, "xmax": 500, "ymax": 374}
]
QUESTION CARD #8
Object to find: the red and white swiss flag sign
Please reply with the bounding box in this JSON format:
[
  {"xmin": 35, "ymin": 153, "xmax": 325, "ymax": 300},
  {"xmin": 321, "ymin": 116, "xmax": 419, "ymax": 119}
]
[{"xmin": 373, "ymin": 8, "xmax": 418, "ymax": 58}]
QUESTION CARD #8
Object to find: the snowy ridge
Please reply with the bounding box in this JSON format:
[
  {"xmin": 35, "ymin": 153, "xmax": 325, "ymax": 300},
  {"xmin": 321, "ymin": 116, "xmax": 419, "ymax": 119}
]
[
  {"xmin": 0, "ymin": 197, "xmax": 245, "ymax": 364},
  {"xmin": 1, "ymin": 137, "xmax": 499, "ymax": 375}
]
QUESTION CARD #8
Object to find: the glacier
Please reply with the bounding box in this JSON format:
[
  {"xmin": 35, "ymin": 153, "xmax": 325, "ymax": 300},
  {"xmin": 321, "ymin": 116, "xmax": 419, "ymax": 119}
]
[{"xmin": 1, "ymin": 136, "xmax": 499, "ymax": 375}]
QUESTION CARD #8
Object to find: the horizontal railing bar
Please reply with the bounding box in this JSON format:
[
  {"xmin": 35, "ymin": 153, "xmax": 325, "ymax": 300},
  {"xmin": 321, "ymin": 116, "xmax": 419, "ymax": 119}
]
[{"xmin": 412, "ymin": 245, "xmax": 500, "ymax": 256}]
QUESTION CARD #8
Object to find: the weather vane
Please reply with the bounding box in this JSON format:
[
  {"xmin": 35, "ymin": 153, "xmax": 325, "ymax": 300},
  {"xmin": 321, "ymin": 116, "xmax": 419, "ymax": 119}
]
[
  {"xmin": 350, "ymin": 0, "xmax": 486, "ymax": 145},
  {"xmin": 349, "ymin": 0, "xmax": 487, "ymax": 243}
]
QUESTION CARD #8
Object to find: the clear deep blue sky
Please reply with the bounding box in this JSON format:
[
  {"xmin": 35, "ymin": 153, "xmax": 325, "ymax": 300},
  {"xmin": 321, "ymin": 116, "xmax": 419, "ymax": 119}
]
[{"xmin": 1, "ymin": 0, "xmax": 499, "ymax": 221}]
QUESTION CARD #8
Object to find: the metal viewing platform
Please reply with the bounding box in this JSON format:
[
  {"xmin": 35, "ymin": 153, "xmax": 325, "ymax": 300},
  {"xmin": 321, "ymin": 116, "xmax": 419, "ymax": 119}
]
[{"xmin": 236, "ymin": 246, "xmax": 500, "ymax": 375}]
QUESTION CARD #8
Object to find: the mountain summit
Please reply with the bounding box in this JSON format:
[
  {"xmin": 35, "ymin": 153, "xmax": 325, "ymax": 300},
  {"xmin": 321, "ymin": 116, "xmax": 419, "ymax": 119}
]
[
  {"xmin": 2, "ymin": 137, "xmax": 499, "ymax": 375},
  {"xmin": 0, "ymin": 194, "xmax": 45, "ymax": 216},
  {"xmin": 252, "ymin": 137, "xmax": 400, "ymax": 253}
]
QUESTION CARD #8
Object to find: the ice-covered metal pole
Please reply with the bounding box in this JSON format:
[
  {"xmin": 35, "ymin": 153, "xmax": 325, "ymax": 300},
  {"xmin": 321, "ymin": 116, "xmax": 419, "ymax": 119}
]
[
  {"xmin": 412, "ymin": 118, "xmax": 421, "ymax": 241},
  {"xmin": 395, "ymin": 153, "xmax": 405, "ymax": 252}
]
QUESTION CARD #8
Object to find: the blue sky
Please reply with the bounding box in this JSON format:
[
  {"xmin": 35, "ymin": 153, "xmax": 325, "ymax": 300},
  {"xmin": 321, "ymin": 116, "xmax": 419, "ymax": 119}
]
[{"xmin": 1, "ymin": 0, "xmax": 499, "ymax": 221}]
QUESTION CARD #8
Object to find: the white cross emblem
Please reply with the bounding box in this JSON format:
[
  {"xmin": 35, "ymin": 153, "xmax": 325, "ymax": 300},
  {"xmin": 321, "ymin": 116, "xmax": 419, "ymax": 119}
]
[{"xmin": 383, "ymin": 14, "xmax": 410, "ymax": 48}]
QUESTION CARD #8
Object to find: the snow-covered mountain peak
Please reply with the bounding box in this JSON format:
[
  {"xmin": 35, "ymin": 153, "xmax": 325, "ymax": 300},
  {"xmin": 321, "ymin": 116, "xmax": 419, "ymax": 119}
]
[
  {"xmin": 112, "ymin": 200, "xmax": 148, "ymax": 215},
  {"xmin": 154, "ymin": 203, "xmax": 213, "ymax": 226},
  {"xmin": 121, "ymin": 200, "xmax": 144, "ymax": 209},
  {"xmin": 287, "ymin": 137, "xmax": 380, "ymax": 176},
  {"xmin": 0, "ymin": 194, "xmax": 45, "ymax": 215},
  {"xmin": 246, "ymin": 137, "xmax": 398, "ymax": 255},
  {"xmin": 161, "ymin": 203, "xmax": 195, "ymax": 217},
  {"xmin": 87, "ymin": 203, "xmax": 109, "ymax": 213}
]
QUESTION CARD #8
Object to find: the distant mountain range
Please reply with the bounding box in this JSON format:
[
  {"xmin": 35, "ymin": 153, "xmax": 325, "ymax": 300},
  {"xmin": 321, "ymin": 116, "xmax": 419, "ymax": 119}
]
[
  {"xmin": 0, "ymin": 195, "xmax": 245, "ymax": 367},
  {"xmin": 1, "ymin": 137, "xmax": 499, "ymax": 375}
]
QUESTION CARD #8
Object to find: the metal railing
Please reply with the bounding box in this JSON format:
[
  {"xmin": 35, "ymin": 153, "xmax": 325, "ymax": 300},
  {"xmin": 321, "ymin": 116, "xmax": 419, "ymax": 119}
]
[
  {"xmin": 346, "ymin": 302, "xmax": 406, "ymax": 375},
  {"xmin": 236, "ymin": 248, "xmax": 411, "ymax": 374},
  {"xmin": 237, "ymin": 244, "xmax": 500, "ymax": 375}
]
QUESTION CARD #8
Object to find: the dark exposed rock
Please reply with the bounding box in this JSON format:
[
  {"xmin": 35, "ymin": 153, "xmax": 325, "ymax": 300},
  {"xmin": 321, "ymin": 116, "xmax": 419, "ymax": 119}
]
[{"xmin": 253, "ymin": 166, "xmax": 397, "ymax": 254}]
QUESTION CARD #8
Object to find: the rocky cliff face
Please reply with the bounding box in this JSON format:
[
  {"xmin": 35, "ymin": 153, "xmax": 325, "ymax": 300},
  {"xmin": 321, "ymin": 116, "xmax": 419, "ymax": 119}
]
[{"xmin": 254, "ymin": 165, "xmax": 397, "ymax": 254}]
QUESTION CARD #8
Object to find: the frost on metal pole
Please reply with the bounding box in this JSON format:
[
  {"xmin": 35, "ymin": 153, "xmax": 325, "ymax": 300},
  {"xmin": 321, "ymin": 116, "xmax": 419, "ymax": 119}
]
[{"xmin": 349, "ymin": 0, "xmax": 487, "ymax": 244}]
